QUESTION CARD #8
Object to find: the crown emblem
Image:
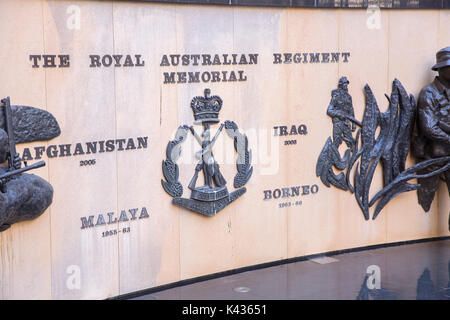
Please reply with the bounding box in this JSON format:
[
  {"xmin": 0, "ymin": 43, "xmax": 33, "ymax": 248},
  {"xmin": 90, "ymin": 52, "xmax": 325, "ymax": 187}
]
[
  {"xmin": 162, "ymin": 89, "xmax": 253, "ymax": 217},
  {"xmin": 191, "ymin": 88, "xmax": 222, "ymax": 124}
]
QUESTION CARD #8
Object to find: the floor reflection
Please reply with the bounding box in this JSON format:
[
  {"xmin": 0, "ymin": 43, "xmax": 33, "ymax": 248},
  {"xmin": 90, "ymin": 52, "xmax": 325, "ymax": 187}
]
[
  {"xmin": 356, "ymin": 274, "xmax": 397, "ymax": 300},
  {"xmin": 416, "ymin": 261, "xmax": 450, "ymax": 300},
  {"xmin": 132, "ymin": 239, "xmax": 450, "ymax": 300}
]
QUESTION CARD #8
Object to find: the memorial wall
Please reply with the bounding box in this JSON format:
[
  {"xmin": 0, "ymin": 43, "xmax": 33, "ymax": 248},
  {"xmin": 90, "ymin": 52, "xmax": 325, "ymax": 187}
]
[{"xmin": 0, "ymin": 0, "xmax": 449, "ymax": 299}]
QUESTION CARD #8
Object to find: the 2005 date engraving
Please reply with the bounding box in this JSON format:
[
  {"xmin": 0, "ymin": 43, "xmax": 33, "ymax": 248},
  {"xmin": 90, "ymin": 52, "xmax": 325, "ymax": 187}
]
[{"xmin": 80, "ymin": 159, "xmax": 96, "ymax": 166}]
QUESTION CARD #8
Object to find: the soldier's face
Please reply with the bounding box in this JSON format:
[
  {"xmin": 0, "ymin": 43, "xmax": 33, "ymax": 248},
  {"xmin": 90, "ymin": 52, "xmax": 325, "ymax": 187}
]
[{"xmin": 439, "ymin": 66, "xmax": 450, "ymax": 84}]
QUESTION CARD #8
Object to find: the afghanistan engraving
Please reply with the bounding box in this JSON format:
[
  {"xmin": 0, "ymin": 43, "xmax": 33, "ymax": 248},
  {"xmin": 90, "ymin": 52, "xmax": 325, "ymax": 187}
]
[
  {"xmin": 0, "ymin": 97, "xmax": 60, "ymax": 231},
  {"xmin": 316, "ymin": 51, "xmax": 450, "ymax": 220},
  {"xmin": 161, "ymin": 89, "xmax": 253, "ymax": 216}
]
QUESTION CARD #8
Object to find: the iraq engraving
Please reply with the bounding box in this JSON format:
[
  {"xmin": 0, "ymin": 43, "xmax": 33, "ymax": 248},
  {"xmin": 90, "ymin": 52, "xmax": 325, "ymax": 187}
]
[{"xmin": 161, "ymin": 89, "xmax": 253, "ymax": 216}]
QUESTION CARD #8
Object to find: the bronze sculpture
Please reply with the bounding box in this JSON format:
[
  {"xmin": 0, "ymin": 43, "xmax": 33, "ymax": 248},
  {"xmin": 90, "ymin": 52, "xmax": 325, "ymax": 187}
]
[
  {"xmin": 413, "ymin": 47, "xmax": 450, "ymax": 211},
  {"xmin": 188, "ymin": 99, "xmax": 227, "ymax": 191},
  {"xmin": 316, "ymin": 47, "xmax": 450, "ymax": 220},
  {"xmin": 0, "ymin": 97, "xmax": 60, "ymax": 231},
  {"xmin": 317, "ymin": 77, "xmax": 417, "ymax": 219},
  {"xmin": 162, "ymin": 89, "xmax": 252, "ymax": 216},
  {"xmin": 317, "ymin": 51, "xmax": 450, "ymax": 220},
  {"xmin": 327, "ymin": 76, "xmax": 358, "ymax": 149}
]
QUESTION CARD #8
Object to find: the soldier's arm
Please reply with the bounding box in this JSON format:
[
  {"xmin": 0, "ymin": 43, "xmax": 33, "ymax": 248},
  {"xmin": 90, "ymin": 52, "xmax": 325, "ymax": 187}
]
[
  {"xmin": 327, "ymin": 102, "xmax": 346, "ymax": 119},
  {"xmin": 326, "ymin": 92, "xmax": 339, "ymax": 118},
  {"xmin": 349, "ymin": 101, "xmax": 355, "ymax": 118},
  {"xmin": 348, "ymin": 99, "xmax": 356, "ymax": 130},
  {"xmin": 0, "ymin": 129, "xmax": 8, "ymax": 165},
  {"xmin": 417, "ymin": 91, "xmax": 450, "ymax": 145},
  {"xmin": 189, "ymin": 126, "xmax": 203, "ymax": 145}
]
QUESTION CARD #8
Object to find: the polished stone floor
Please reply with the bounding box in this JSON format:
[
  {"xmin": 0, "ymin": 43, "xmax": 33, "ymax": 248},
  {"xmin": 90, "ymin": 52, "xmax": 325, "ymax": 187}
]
[{"xmin": 133, "ymin": 239, "xmax": 450, "ymax": 300}]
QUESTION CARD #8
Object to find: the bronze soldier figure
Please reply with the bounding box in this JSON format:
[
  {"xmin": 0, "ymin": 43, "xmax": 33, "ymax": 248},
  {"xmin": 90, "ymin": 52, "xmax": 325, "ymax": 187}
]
[
  {"xmin": 327, "ymin": 77, "xmax": 359, "ymax": 148},
  {"xmin": 0, "ymin": 103, "xmax": 53, "ymax": 231},
  {"xmin": 413, "ymin": 47, "xmax": 450, "ymax": 212},
  {"xmin": 189, "ymin": 122, "xmax": 227, "ymax": 190}
]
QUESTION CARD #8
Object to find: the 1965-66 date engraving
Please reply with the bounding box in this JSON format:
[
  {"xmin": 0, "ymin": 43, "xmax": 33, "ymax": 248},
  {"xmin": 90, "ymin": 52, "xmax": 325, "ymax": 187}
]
[{"xmin": 279, "ymin": 200, "xmax": 302, "ymax": 208}]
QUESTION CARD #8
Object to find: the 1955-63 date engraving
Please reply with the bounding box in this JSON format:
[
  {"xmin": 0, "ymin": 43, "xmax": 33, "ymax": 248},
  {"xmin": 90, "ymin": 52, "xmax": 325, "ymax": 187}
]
[{"xmin": 102, "ymin": 227, "xmax": 131, "ymax": 238}]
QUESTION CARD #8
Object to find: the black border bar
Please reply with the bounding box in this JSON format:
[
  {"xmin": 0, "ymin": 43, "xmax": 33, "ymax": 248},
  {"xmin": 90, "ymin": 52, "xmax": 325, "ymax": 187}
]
[{"xmin": 113, "ymin": 0, "xmax": 449, "ymax": 9}]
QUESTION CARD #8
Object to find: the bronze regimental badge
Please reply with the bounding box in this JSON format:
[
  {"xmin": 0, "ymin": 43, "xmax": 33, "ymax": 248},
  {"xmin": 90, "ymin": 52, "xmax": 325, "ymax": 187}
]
[{"xmin": 161, "ymin": 89, "xmax": 253, "ymax": 216}]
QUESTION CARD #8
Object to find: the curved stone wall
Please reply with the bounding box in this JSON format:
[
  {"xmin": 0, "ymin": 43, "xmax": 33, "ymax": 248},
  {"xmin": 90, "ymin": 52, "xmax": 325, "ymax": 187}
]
[{"xmin": 0, "ymin": 0, "xmax": 448, "ymax": 299}]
